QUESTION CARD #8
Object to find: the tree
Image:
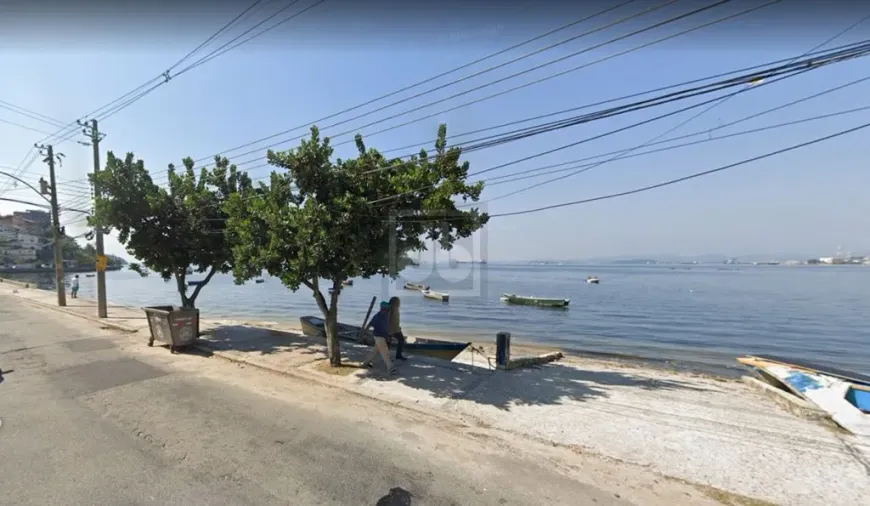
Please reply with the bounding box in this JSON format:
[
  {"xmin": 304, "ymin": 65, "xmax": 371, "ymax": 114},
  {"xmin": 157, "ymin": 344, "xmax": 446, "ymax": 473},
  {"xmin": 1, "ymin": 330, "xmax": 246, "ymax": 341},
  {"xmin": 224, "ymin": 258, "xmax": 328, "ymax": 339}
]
[
  {"xmin": 224, "ymin": 124, "xmax": 488, "ymax": 366},
  {"xmin": 92, "ymin": 152, "xmax": 249, "ymax": 308}
]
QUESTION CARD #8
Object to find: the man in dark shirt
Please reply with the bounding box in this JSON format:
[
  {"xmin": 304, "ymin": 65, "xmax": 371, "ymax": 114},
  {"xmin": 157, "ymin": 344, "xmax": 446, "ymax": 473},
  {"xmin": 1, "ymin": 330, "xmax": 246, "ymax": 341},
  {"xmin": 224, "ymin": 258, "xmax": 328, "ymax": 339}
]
[{"xmin": 362, "ymin": 302, "xmax": 396, "ymax": 374}]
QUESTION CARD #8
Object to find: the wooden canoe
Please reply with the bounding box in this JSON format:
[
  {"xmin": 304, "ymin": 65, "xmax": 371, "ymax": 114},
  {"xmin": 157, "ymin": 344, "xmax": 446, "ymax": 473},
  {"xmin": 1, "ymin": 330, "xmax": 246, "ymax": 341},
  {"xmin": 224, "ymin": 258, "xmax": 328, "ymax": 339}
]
[
  {"xmin": 299, "ymin": 316, "xmax": 468, "ymax": 360},
  {"xmin": 500, "ymin": 293, "xmax": 569, "ymax": 308},
  {"xmin": 422, "ymin": 290, "xmax": 449, "ymax": 302}
]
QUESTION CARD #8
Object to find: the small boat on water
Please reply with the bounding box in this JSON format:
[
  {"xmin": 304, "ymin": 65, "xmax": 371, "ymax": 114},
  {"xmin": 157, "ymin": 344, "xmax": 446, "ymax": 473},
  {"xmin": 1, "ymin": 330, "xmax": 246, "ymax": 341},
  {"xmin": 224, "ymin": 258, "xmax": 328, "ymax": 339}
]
[
  {"xmin": 299, "ymin": 316, "xmax": 469, "ymax": 360},
  {"xmin": 342, "ymin": 279, "xmax": 353, "ymax": 286},
  {"xmin": 85, "ymin": 274, "xmax": 95, "ymax": 278},
  {"xmin": 404, "ymin": 282, "xmax": 429, "ymax": 291},
  {"xmin": 422, "ymin": 290, "xmax": 449, "ymax": 302},
  {"xmin": 187, "ymin": 280, "xmax": 203, "ymax": 287},
  {"xmin": 586, "ymin": 276, "xmax": 599, "ymax": 284},
  {"xmin": 255, "ymin": 279, "xmax": 265, "ymax": 284},
  {"xmin": 500, "ymin": 293, "xmax": 569, "ymax": 308}
]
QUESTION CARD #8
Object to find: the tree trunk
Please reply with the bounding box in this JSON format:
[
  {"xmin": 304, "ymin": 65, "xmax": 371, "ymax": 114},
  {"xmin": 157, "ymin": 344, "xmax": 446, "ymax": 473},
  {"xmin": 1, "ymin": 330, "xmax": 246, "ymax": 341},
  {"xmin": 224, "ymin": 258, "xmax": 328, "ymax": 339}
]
[
  {"xmin": 325, "ymin": 308, "xmax": 341, "ymax": 367},
  {"xmin": 174, "ymin": 273, "xmax": 193, "ymax": 308},
  {"xmin": 311, "ymin": 279, "xmax": 344, "ymax": 367}
]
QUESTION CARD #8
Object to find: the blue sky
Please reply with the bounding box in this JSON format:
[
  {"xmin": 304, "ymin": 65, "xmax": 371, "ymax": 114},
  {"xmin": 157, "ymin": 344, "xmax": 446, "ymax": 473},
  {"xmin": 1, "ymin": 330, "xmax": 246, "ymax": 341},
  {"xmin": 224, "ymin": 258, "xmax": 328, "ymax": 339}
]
[{"xmin": 1, "ymin": 0, "xmax": 868, "ymax": 261}]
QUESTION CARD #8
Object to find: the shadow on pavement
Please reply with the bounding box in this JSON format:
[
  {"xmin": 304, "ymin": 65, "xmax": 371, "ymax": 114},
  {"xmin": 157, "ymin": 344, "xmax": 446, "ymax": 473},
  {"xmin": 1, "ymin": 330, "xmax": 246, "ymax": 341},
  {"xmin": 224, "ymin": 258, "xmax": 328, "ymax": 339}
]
[{"xmin": 199, "ymin": 325, "xmax": 326, "ymax": 357}]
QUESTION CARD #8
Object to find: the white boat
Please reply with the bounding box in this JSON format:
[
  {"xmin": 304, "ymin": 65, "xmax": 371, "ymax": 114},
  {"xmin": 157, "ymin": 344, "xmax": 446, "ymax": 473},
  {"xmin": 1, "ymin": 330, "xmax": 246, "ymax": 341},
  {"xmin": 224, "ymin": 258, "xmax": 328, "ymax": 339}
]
[
  {"xmin": 422, "ymin": 290, "xmax": 449, "ymax": 302},
  {"xmin": 586, "ymin": 276, "xmax": 599, "ymax": 284}
]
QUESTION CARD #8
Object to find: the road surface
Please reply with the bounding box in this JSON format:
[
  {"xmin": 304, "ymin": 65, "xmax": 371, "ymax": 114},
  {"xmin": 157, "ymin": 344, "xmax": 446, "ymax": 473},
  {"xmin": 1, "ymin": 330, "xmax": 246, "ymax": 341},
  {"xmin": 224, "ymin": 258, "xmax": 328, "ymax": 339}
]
[{"xmin": 0, "ymin": 295, "xmax": 630, "ymax": 505}]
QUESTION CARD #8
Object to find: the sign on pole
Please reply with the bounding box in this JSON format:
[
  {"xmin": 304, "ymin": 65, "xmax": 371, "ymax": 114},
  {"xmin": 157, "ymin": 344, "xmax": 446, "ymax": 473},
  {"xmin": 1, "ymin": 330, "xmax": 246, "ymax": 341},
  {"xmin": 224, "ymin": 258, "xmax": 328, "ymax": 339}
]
[{"xmin": 96, "ymin": 255, "xmax": 108, "ymax": 272}]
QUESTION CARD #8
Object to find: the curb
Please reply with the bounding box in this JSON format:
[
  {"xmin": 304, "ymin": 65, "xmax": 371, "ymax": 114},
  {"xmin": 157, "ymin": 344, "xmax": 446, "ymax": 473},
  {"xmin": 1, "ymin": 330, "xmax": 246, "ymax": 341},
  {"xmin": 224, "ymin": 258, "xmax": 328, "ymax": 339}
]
[
  {"xmin": 13, "ymin": 296, "xmax": 143, "ymax": 334},
  {"xmin": 0, "ymin": 277, "xmax": 33, "ymax": 289}
]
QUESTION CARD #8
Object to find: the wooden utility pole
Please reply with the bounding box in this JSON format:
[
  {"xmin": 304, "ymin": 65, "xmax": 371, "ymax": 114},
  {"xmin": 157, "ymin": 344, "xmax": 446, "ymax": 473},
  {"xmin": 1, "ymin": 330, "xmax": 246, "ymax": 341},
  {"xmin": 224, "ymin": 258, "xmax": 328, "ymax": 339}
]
[
  {"xmin": 38, "ymin": 144, "xmax": 66, "ymax": 307},
  {"xmin": 81, "ymin": 119, "xmax": 107, "ymax": 318}
]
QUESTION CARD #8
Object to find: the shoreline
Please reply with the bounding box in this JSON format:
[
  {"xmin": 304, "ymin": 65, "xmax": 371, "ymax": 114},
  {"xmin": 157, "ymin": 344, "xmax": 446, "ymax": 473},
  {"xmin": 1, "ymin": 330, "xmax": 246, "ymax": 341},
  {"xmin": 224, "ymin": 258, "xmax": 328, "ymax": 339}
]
[{"xmin": 0, "ymin": 277, "xmax": 745, "ymax": 379}]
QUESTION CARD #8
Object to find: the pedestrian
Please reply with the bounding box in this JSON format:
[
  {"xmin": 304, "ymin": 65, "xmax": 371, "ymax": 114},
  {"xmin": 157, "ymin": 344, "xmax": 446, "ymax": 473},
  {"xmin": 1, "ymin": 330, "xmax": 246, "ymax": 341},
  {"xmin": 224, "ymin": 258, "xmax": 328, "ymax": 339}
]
[
  {"xmin": 70, "ymin": 275, "xmax": 80, "ymax": 299},
  {"xmin": 362, "ymin": 301, "xmax": 397, "ymax": 375},
  {"xmin": 388, "ymin": 296, "xmax": 407, "ymax": 361}
]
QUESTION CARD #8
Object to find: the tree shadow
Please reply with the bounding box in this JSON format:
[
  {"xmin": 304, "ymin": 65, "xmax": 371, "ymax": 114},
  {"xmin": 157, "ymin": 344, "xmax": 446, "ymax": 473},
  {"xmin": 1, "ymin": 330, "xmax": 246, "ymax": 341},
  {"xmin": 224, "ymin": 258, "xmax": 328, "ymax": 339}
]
[
  {"xmin": 197, "ymin": 324, "xmax": 326, "ymax": 357},
  {"xmin": 361, "ymin": 358, "xmax": 714, "ymax": 411}
]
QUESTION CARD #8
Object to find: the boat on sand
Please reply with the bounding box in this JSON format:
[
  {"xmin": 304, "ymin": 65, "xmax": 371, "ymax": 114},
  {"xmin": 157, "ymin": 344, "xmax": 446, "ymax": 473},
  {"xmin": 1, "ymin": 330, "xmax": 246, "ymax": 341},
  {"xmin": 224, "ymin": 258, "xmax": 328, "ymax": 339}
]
[
  {"xmin": 500, "ymin": 293, "xmax": 569, "ymax": 308},
  {"xmin": 738, "ymin": 355, "xmax": 870, "ymax": 435},
  {"xmin": 299, "ymin": 316, "xmax": 468, "ymax": 360}
]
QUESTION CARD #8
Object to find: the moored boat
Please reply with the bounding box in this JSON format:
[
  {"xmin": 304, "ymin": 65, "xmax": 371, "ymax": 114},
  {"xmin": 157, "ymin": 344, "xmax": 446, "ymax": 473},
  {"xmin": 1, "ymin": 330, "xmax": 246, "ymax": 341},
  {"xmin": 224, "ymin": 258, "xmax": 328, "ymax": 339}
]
[
  {"xmin": 422, "ymin": 290, "xmax": 449, "ymax": 302},
  {"xmin": 342, "ymin": 279, "xmax": 353, "ymax": 286},
  {"xmin": 500, "ymin": 293, "xmax": 569, "ymax": 308},
  {"xmin": 586, "ymin": 276, "xmax": 599, "ymax": 284},
  {"xmin": 187, "ymin": 280, "xmax": 203, "ymax": 287},
  {"xmin": 404, "ymin": 282, "xmax": 429, "ymax": 291},
  {"xmin": 299, "ymin": 316, "xmax": 468, "ymax": 360},
  {"xmin": 255, "ymin": 278, "xmax": 265, "ymax": 284}
]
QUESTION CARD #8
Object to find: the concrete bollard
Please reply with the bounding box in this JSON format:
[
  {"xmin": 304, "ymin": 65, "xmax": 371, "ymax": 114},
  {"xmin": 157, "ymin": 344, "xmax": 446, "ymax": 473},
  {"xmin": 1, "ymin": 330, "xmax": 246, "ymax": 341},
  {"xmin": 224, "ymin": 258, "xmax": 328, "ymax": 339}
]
[{"xmin": 496, "ymin": 332, "xmax": 511, "ymax": 369}]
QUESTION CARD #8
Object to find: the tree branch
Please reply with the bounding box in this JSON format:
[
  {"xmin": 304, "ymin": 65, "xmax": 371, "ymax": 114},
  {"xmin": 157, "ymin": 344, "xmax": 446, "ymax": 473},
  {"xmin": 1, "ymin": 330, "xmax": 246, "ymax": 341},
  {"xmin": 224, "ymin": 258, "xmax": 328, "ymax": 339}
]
[{"xmin": 189, "ymin": 265, "xmax": 218, "ymax": 304}]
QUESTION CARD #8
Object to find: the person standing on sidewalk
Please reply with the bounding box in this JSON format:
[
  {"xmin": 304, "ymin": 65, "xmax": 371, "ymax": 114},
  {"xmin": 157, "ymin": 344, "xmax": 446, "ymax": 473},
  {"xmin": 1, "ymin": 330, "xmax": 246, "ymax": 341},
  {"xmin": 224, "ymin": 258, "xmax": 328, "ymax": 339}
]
[
  {"xmin": 362, "ymin": 302, "xmax": 396, "ymax": 375},
  {"xmin": 70, "ymin": 275, "xmax": 80, "ymax": 299},
  {"xmin": 388, "ymin": 296, "xmax": 406, "ymax": 361}
]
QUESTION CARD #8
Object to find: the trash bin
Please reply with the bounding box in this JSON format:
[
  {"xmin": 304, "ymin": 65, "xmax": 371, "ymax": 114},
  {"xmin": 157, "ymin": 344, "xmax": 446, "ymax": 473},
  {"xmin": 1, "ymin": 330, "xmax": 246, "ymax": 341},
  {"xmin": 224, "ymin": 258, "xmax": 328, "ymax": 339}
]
[{"xmin": 143, "ymin": 305, "xmax": 200, "ymax": 353}]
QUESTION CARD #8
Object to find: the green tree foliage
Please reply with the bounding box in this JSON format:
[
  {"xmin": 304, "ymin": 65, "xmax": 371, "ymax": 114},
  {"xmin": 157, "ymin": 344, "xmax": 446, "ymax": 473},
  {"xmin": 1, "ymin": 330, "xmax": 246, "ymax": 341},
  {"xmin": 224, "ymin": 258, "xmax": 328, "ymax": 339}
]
[
  {"xmin": 92, "ymin": 153, "xmax": 249, "ymax": 308},
  {"xmin": 224, "ymin": 125, "xmax": 488, "ymax": 366}
]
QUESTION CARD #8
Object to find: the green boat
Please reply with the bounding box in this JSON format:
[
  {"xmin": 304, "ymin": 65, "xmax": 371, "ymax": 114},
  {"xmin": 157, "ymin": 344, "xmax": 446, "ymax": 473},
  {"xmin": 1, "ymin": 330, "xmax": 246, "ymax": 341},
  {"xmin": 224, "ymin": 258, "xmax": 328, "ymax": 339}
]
[{"xmin": 500, "ymin": 293, "xmax": 570, "ymax": 308}]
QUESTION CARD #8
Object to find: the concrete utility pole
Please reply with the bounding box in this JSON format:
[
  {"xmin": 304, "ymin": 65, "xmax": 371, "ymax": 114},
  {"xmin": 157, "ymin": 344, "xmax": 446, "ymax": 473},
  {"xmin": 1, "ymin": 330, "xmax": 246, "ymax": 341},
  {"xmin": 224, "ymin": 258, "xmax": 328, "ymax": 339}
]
[
  {"xmin": 81, "ymin": 119, "xmax": 107, "ymax": 318},
  {"xmin": 37, "ymin": 144, "xmax": 66, "ymax": 307}
]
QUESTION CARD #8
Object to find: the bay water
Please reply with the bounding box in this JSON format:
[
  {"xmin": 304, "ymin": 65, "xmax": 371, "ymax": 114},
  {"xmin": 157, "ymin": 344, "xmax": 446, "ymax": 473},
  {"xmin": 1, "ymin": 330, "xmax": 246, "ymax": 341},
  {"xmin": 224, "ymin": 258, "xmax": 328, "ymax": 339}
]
[{"xmin": 9, "ymin": 263, "xmax": 869, "ymax": 374}]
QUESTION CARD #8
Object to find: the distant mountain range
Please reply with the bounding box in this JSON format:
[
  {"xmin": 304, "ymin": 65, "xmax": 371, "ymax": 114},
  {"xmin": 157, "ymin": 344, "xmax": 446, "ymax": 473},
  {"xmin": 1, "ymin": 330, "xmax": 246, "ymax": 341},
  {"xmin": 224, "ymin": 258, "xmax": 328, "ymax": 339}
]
[{"xmin": 547, "ymin": 253, "xmax": 826, "ymax": 264}]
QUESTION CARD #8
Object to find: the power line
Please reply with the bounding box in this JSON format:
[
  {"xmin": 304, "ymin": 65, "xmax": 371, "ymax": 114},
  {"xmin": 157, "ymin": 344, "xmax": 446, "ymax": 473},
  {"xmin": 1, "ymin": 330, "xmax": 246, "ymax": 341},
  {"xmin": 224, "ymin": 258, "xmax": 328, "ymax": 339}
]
[
  {"xmin": 201, "ymin": 0, "xmax": 777, "ymax": 176},
  {"xmin": 0, "ymin": 100, "xmax": 67, "ymax": 128},
  {"xmin": 363, "ymin": 43, "xmax": 870, "ymax": 204},
  {"xmin": 36, "ymin": 0, "xmax": 278, "ymax": 146},
  {"xmin": 481, "ymin": 104, "xmax": 870, "ymax": 187},
  {"xmin": 149, "ymin": 0, "xmax": 779, "ymax": 186},
  {"xmin": 2, "ymin": 1, "xmax": 322, "ymax": 198},
  {"xmin": 95, "ymin": 0, "xmax": 326, "ymax": 125},
  {"xmin": 188, "ymin": 0, "xmax": 652, "ymax": 164},
  {"xmin": 475, "ymin": 14, "xmax": 870, "ymax": 204},
  {"xmin": 174, "ymin": 41, "xmax": 870, "ymax": 218},
  {"xmin": 489, "ymin": 120, "xmax": 870, "ymax": 218},
  {"xmin": 166, "ymin": 0, "xmax": 267, "ymax": 73},
  {"xmin": 0, "ymin": 117, "xmax": 56, "ymax": 136}
]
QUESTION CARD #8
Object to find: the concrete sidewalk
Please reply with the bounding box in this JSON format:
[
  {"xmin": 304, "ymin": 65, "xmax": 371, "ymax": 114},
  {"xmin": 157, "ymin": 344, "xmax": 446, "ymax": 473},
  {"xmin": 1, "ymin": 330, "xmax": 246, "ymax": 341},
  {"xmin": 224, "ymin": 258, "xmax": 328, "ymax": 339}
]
[{"xmin": 5, "ymin": 282, "xmax": 869, "ymax": 505}]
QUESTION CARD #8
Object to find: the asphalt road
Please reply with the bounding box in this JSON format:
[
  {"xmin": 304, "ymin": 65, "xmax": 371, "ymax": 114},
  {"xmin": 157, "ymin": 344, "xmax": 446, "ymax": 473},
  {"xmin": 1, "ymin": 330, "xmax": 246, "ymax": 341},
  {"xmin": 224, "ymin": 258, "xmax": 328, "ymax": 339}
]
[{"xmin": 0, "ymin": 295, "xmax": 627, "ymax": 506}]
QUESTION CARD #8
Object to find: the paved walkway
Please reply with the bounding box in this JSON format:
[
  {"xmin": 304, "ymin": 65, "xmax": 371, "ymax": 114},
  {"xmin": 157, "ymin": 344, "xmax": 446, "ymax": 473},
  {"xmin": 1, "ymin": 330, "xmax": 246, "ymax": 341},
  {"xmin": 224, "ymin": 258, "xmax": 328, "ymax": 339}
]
[{"xmin": 4, "ymin": 280, "xmax": 869, "ymax": 506}]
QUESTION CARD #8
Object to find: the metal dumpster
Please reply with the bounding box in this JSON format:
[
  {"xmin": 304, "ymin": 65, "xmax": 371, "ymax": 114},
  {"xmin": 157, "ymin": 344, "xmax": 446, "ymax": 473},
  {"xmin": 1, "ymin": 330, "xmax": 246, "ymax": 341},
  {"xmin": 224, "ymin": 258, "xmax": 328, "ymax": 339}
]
[{"xmin": 143, "ymin": 305, "xmax": 200, "ymax": 353}]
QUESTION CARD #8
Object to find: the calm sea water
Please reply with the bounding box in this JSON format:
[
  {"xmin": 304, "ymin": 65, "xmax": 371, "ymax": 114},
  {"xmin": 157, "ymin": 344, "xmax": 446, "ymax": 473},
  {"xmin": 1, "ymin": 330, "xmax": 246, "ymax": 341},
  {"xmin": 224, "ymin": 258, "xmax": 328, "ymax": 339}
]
[{"xmin": 8, "ymin": 263, "xmax": 869, "ymax": 373}]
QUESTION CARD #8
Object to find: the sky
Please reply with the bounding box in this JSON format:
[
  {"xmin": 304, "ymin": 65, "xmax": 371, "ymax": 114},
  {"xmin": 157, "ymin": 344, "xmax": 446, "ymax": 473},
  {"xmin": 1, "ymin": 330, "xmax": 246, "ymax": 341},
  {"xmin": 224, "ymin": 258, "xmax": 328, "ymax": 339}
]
[{"xmin": 1, "ymin": 0, "xmax": 869, "ymax": 262}]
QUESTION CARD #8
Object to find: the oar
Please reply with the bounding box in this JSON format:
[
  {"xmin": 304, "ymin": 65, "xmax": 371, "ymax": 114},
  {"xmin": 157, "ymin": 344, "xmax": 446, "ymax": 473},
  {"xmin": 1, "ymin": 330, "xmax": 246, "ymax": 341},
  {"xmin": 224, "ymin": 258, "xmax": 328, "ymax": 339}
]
[{"xmin": 356, "ymin": 296, "xmax": 377, "ymax": 344}]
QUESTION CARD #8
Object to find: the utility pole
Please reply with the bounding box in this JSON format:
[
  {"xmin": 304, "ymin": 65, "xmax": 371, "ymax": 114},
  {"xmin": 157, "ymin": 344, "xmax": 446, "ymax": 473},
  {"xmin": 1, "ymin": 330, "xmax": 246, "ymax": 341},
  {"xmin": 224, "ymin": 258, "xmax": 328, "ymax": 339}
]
[
  {"xmin": 81, "ymin": 119, "xmax": 107, "ymax": 318},
  {"xmin": 37, "ymin": 144, "xmax": 66, "ymax": 307}
]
